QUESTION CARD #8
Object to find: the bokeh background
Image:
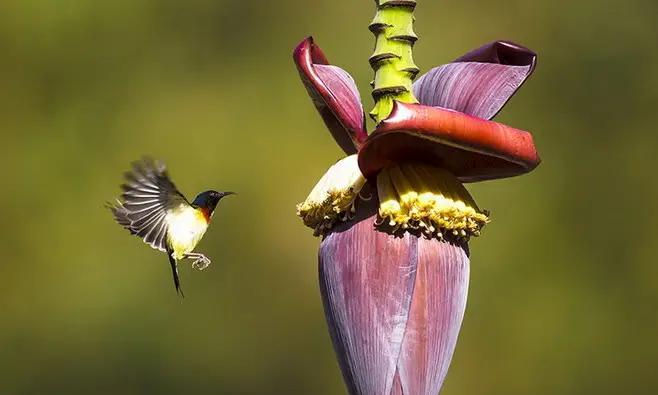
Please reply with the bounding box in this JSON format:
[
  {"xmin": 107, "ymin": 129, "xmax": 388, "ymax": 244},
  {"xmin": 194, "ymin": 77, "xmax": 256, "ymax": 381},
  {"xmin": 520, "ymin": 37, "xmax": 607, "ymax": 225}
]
[{"xmin": 1, "ymin": 0, "xmax": 657, "ymax": 394}]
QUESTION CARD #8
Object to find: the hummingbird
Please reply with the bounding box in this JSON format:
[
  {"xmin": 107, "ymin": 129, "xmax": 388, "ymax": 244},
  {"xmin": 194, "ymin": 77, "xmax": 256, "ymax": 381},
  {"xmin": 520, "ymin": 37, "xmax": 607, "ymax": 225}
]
[{"xmin": 108, "ymin": 158, "xmax": 235, "ymax": 295}]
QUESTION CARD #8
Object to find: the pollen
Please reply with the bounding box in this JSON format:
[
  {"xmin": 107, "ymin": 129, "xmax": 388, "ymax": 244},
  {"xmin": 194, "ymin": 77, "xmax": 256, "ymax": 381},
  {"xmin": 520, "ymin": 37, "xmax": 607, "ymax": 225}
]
[
  {"xmin": 377, "ymin": 162, "xmax": 490, "ymax": 240},
  {"xmin": 297, "ymin": 155, "xmax": 367, "ymax": 236}
]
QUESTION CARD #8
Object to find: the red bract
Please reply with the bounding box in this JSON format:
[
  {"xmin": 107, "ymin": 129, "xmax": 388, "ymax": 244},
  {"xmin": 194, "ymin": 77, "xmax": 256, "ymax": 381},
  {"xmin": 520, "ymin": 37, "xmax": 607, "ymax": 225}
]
[
  {"xmin": 360, "ymin": 102, "xmax": 539, "ymax": 182},
  {"xmin": 294, "ymin": 39, "xmax": 367, "ymax": 154},
  {"xmin": 295, "ymin": 36, "xmax": 540, "ymax": 395},
  {"xmin": 294, "ymin": 37, "xmax": 540, "ymax": 179}
]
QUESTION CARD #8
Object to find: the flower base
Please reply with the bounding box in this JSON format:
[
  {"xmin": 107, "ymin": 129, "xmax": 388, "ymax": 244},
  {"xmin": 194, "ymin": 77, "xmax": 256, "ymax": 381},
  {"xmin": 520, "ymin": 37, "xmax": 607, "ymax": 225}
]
[{"xmin": 319, "ymin": 200, "xmax": 470, "ymax": 395}]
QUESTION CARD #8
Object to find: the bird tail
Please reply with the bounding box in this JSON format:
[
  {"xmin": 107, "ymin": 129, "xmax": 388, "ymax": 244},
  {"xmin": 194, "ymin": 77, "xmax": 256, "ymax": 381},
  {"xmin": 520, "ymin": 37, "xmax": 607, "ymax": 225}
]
[{"xmin": 166, "ymin": 248, "xmax": 184, "ymax": 297}]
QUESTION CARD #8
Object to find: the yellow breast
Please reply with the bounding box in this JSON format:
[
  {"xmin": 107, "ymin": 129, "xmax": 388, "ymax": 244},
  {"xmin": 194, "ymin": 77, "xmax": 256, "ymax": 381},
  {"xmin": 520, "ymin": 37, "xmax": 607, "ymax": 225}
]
[{"xmin": 165, "ymin": 204, "xmax": 209, "ymax": 260}]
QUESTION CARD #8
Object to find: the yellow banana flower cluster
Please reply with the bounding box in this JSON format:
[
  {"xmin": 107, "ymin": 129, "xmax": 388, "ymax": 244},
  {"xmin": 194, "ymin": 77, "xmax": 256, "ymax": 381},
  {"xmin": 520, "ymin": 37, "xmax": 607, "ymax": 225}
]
[
  {"xmin": 377, "ymin": 162, "xmax": 489, "ymax": 240},
  {"xmin": 297, "ymin": 155, "xmax": 367, "ymax": 236},
  {"xmin": 297, "ymin": 156, "xmax": 489, "ymax": 240}
]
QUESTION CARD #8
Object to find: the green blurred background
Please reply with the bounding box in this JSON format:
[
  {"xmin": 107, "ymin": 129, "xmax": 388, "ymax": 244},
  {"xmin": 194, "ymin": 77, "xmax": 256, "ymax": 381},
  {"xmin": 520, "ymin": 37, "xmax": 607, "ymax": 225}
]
[{"xmin": 1, "ymin": 0, "xmax": 657, "ymax": 394}]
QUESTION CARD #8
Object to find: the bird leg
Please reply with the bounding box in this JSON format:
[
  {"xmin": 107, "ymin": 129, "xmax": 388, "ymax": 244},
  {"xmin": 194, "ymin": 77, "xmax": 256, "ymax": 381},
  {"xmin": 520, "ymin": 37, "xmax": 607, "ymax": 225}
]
[{"xmin": 184, "ymin": 252, "xmax": 212, "ymax": 271}]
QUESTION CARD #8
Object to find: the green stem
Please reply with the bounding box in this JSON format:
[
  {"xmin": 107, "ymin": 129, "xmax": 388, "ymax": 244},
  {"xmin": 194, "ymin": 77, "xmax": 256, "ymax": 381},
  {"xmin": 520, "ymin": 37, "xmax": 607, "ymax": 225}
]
[{"xmin": 369, "ymin": 0, "xmax": 419, "ymax": 123}]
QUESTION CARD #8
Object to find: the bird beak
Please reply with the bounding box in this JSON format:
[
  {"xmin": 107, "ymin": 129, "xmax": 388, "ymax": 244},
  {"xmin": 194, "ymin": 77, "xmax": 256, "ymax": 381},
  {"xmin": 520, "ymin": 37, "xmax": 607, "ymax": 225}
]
[{"xmin": 221, "ymin": 191, "xmax": 237, "ymax": 197}]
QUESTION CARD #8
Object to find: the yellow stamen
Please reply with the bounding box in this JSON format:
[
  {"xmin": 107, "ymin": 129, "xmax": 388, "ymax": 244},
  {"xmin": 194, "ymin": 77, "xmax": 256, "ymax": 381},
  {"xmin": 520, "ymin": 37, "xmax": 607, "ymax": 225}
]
[
  {"xmin": 376, "ymin": 162, "xmax": 490, "ymax": 240},
  {"xmin": 297, "ymin": 155, "xmax": 367, "ymax": 236},
  {"xmin": 377, "ymin": 168, "xmax": 408, "ymax": 228}
]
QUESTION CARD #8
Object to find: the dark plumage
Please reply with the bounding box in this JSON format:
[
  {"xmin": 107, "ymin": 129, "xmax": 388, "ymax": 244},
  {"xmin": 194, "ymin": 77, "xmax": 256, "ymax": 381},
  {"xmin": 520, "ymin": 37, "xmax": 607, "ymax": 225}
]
[{"xmin": 109, "ymin": 158, "xmax": 187, "ymax": 253}]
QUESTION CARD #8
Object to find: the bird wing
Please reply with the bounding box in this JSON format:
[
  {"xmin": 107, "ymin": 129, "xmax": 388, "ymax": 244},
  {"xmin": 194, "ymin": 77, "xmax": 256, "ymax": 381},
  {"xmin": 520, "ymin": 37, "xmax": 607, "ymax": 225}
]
[{"xmin": 110, "ymin": 158, "xmax": 189, "ymax": 253}]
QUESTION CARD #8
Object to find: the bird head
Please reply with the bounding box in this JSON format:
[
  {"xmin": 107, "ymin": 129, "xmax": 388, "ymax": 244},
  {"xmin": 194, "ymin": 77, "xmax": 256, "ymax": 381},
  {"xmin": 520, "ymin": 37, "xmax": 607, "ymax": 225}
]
[{"xmin": 192, "ymin": 190, "xmax": 236, "ymax": 215}]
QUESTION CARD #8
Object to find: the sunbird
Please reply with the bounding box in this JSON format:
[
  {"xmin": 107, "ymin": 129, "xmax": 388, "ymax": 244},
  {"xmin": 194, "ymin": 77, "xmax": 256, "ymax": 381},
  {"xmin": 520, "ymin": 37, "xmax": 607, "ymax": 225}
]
[{"xmin": 108, "ymin": 158, "xmax": 234, "ymax": 295}]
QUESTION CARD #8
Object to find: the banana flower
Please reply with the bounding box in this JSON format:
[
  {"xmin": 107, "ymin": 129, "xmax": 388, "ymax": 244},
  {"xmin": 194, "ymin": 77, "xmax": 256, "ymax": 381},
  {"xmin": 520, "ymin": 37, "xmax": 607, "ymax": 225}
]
[{"xmin": 295, "ymin": 2, "xmax": 540, "ymax": 394}]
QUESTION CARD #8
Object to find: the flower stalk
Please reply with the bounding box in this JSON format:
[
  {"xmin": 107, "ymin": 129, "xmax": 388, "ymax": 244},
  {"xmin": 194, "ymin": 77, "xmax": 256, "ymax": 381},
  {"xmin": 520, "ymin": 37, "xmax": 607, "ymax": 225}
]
[{"xmin": 369, "ymin": 0, "xmax": 419, "ymax": 123}]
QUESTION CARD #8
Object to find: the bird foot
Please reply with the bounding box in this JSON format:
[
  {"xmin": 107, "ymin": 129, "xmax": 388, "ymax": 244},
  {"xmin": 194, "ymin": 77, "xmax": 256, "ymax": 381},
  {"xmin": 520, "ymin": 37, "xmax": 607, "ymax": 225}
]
[{"xmin": 191, "ymin": 255, "xmax": 211, "ymax": 271}]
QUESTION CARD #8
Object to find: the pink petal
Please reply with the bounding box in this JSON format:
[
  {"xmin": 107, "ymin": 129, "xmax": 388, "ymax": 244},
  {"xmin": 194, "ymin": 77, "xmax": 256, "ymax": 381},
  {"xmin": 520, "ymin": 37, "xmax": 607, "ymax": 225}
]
[
  {"xmin": 319, "ymin": 202, "xmax": 470, "ymax": 395},
  {"xmin": 413, "ymin": 41, "xmax": 536, "ymax": 120},
  {"xmin": 397, "ymin": 237, "xmax": 470, "ymax": 395},
  {"xmin": 319, "ymin": 217, "xmax": 418, "ymax": 395},
  {"xmin": 294, "ymin": 37, "xmax": 367, "ymax": 154}
]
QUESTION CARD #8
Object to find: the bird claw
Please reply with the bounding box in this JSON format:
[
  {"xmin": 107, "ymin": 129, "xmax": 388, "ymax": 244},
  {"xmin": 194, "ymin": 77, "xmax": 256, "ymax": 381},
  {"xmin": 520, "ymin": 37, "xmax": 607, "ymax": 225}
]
[
  {"xmin": 191, "ymin": 255, "xmax": 211, "ymax": 271},
  {"xmin": 184, "ymin": 253, "xmax": 212, "ymax": 271}
]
